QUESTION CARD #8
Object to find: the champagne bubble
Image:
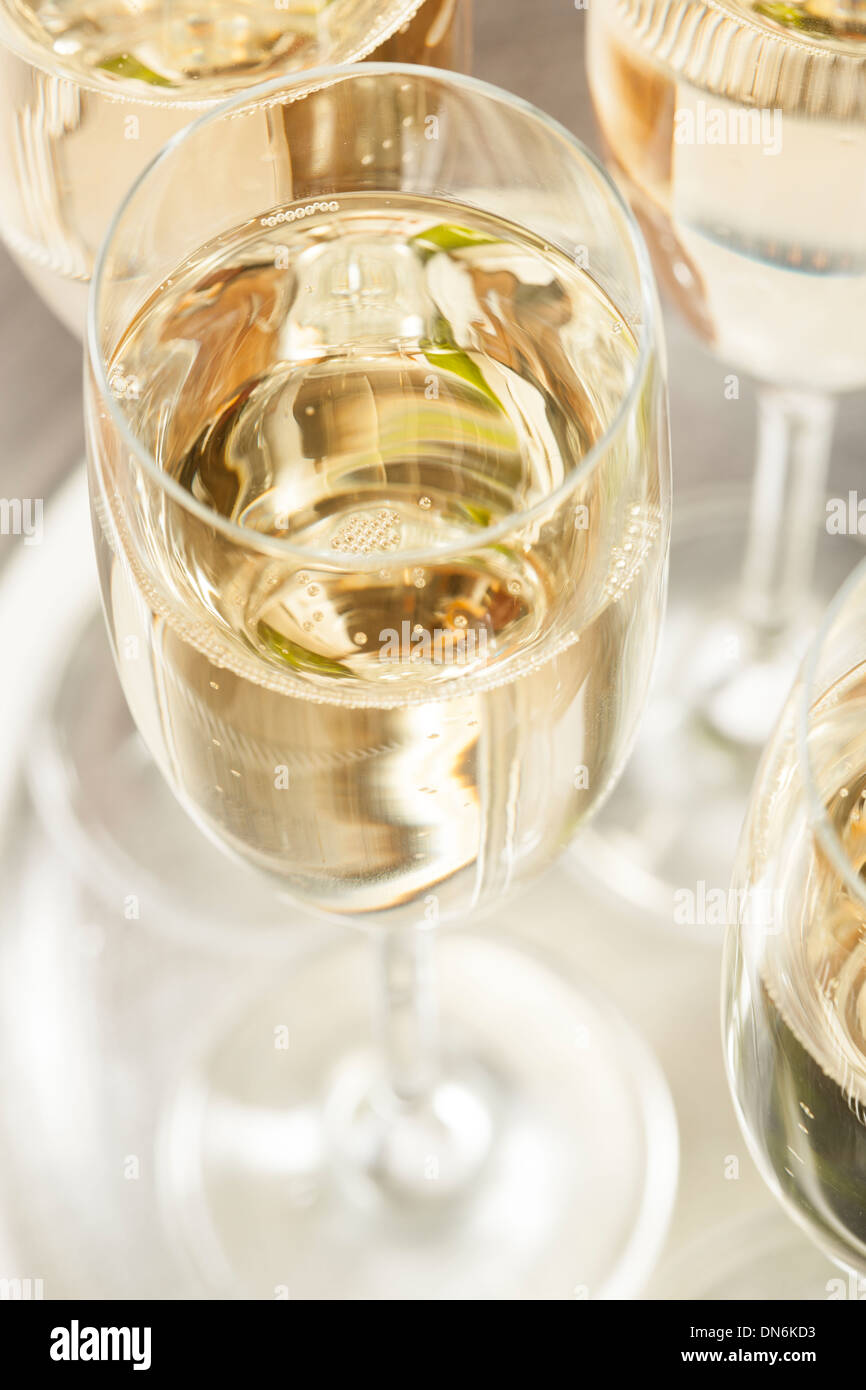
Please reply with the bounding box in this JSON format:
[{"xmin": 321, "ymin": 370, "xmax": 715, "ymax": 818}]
[{"xmin": 332, "ymin": 510, "xmax": 400, "ymax": 555}]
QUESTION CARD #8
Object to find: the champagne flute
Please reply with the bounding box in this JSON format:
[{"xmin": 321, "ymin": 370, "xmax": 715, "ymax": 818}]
[
  {"xmin": 0, "ymin": 0, "xmax": 470, "ymax": 942},
  {"xmin": 580, "ymin": 0, "xmax": 866, "ymax": 925},
  {"xmin": 724, "ymin": 556, "xmax": 866, "ymax": 1291},
  {"xmin": 86, "ymin": 63, "xmax": 676, "ymax": 1297}
]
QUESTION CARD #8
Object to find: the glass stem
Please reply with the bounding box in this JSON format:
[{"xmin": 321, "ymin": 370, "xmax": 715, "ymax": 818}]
[
  {"xmin": 738, "ymin": 385, "xmax": 836, "ymax": 641},
  {"xmin": 376, "ymin": 929, "xmax": 439, "ymax": 1104}
]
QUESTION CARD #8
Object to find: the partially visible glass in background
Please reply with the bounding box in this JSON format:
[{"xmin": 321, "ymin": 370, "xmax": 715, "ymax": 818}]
[
  {"xmin": 577, "ymin": 0, "xmax": 866, "ymax": 923},
  {"xmin": 0, "ymin": 0, "xmax": 471, "ymax": 924},
  {"xmin": 725, "ymin": 558, "xmax": 866, "ymax": 1281},
  {"xmin": 589, "ymin": 0, "xmax": 866, "ymax": 392},
  {"xmin": 0, "ymin": 0, "xmax": 470, "ymax": 334}
]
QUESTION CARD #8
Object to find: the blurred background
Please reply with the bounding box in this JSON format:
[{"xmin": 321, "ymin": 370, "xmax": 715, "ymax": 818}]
[{"xmin": 1, "ymin": 0, "xmax": 864, "ymax": 1298}]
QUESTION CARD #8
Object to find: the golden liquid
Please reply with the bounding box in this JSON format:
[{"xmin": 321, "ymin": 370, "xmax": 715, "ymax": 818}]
[
  {"xmin": 89, "ymin": 192, "xmax": 667, "ymax": 927},
  {"xmin": 4, "ymin": 0, "xmax": 464, "ymax": 89}
]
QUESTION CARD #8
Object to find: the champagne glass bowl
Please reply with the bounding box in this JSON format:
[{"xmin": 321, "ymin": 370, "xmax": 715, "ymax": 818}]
[{"xmin": 725, "ymin": 557, "xmax": 866, "ymax": 1281}]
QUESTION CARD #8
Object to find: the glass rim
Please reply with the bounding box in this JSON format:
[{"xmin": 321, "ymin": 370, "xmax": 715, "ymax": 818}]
[
  {"xmin": 611, "ymin": 0, "xmax": 864, "ymax": 62},
  {"xmin": 87, "ymin": 60, "xmax": 660, "ymax": 571},
  {"xmin": 709, "ymin": 0, "xmax": 864, "ymax": 59},
  {"xmin": 0, "ymin": 0, "xmax": 427, "ymax": 103},
  {"xmin": 797, "ymin": 554, "xmax": 866, "ymax": 910}
]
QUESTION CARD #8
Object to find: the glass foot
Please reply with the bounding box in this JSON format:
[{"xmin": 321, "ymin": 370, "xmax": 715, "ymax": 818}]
[
  {"xmin": 568, "ymin": 489, "xmax": 866, "ymax": 937},
  {"xmin": 27, "ymin": 610, "xmax": 297, "ymax": 950},
  {"xmin": 157, "ymin": 932, "xmax": 678, "ymax": 1300},
  {"xmin": 651, "ymin": 1207, "xmax": 847, "ymax": 1301}
]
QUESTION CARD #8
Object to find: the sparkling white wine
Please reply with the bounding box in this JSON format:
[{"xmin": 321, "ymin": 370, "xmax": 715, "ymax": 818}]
[
  {"xmin": 0, "ymin": 0, "xmax": 468, "ymax": 331},
  {"xmin": 89, "ymin": 192, "xmax": 666, "ymax": 927},
  {"xmin": 730, "ymin": 662, "xmax": 866, "ymax": 1268},
  {"xmin": 588, "ymin": 0, "xmax": 866, "ymax": 390},
  {"xmin": 4, "ymin": 0, "xmax": 463, "ymax": 89}
]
